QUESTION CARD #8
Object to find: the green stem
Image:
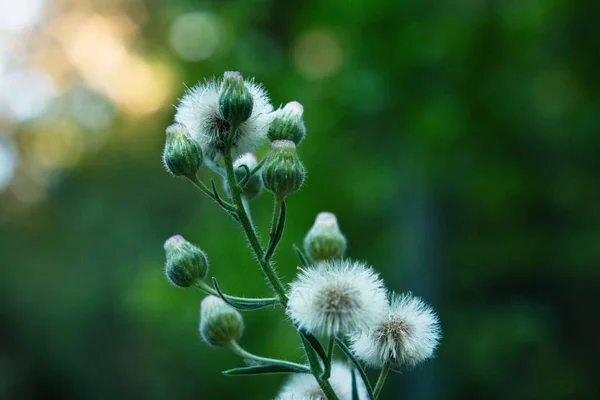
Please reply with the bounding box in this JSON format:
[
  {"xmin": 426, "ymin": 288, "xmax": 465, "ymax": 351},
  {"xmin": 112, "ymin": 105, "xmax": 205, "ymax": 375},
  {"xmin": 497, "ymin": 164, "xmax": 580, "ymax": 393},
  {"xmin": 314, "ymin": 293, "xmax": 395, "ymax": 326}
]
[
  {"xmin": 194, "ymin": 281, "xmax": 278, "ymax": 305},
  {"xmin": 322, "ymin": 336, "xmax": 334, "ymax": 379},
  {"xmin": 238, "ymin": 156, "xmax": 267, "ymax": 189},
  {"xmin": 373, "ymin": 361, "xmax": 391, "ymax": 399},
  {"xmin": 299, "ymin": 333, "xmax": 339, "ymax": 400},
  {"xmin": 188, "ymin": 175, "xmax": 235, "ymax": 212},
  {"xmin": 335, "ymin": 338, "xmax": 374, "ymax": 400},
  {"xmin": 228, "ymin": 340, "xmax": 309, "ymax": 372},
  {"xmin": 222, "ymin": 128, "xmax": 288, "ymax": 305}
]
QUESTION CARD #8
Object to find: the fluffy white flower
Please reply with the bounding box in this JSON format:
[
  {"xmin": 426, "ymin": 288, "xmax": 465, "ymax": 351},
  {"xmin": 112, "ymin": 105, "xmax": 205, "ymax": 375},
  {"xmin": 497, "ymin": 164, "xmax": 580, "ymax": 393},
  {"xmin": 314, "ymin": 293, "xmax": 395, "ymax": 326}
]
[
  {"xmin": 275, "ymin": 362, "xmax": 368, "ymax": 400},
  {"xmin": 349, "ymin": 293, "xmax": 441, "ymax": 368},
  {"xmin": 174, "ymin": 77, "xmax": 273, "ymax": 160},
  {"xmin": 287, "ymin": 259, "xmax": 388, "ymax": 336}
]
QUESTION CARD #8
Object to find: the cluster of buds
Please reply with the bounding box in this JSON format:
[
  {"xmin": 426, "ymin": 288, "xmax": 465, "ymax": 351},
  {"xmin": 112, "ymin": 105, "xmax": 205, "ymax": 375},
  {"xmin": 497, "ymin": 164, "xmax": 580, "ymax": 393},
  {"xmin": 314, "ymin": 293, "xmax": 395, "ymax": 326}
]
[{"xmin": 161, "ymin": 71, "xmax": 442, "ymax": 399}]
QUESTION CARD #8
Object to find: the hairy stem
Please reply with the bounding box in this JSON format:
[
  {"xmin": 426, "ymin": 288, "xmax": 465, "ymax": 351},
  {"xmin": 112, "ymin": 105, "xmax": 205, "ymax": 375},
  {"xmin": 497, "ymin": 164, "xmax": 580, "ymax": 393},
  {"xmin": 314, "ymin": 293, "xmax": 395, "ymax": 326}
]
[
  {"xmin": 188, "ymin": 176, "xmax": 235, "ymax": 212},
  {"xmin": 373, "ymin": 361, "xmax": 391, "ymax": 399},
  {"xmin": 222, "ymin": 129, "xmax": 288, "ymax": 305},
  {"xmin": 194, "ymin": 281, "xmax": 278, "ymax": 305}
]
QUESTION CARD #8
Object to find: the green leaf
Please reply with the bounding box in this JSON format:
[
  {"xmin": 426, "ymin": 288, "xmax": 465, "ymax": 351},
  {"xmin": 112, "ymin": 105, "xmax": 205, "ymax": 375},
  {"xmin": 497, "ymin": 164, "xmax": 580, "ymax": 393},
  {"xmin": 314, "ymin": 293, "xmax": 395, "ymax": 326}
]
[
  {"xmin": 265, "ymin": 201, "xmax": 286, "ymax": 260},
  {"xmin": 210, "ymin": 179, "xmax": 229, "ymax": 209},
  {"xmin": 223, "ymin": 364, "xmax": 309, "ymax": 376},
  {"xmin": 293, "ymin": 244, "xmax": 309, "ymax": 268},
  {"xmin": 212, "ymin": 277, "xmax": 279, "ymax": 311},
  {"xmin": 351, "ymin": 367, "xmax": 359, "ymax": 400},
  {"xmin": 237, "ymin": 164, "xmax": 251, "ymax": 187},
  {"xmin": 299, "ymin": 330, "xmax": 329, "ymax": 371},
  {"xmin": 336, "ymin": 338, "xmax": 374, "ymax": 400}
]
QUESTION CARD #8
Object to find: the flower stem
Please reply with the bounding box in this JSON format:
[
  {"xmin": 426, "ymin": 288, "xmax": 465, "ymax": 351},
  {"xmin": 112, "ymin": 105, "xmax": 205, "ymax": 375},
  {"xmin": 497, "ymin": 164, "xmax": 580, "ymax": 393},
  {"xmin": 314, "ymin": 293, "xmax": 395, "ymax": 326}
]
[
  {"xmin": 373, "ymin": 361, "xmax": 391, "ymax": 399},
  {"xmin": 299, "ymin": 333, "xmax": 339, "ymax": 400},
  {"xmin": 321, "ymin": 336, "xmax": 334, "ymax": 379},
  {"xmin": 194, "ymin": 281, "xmax": 278, "ymax": 305},
  {"xmin": 222, "ymin": 128, "xmax": 288, "ymax": 306},
  {"xmin": 188, "ymin": 175, "xmax": 235, "ymax": 212},
  {"xmin": 228, "ymin": 340, "xmax": 309, "ymax": 372}
]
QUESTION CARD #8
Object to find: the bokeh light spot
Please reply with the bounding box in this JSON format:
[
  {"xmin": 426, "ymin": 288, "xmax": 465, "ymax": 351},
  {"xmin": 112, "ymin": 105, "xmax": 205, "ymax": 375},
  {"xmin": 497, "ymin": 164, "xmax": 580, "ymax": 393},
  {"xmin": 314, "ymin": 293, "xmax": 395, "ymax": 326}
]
[
  {"xmin": 0, "ymin": 0, "xmax": 45, "ymax": 33},
  {"xmin": 169, "ymin": 12, "xmax": 222, "ymax": 62},
  {"xmin": 0, "ymin": 67, "xmax": 57, "ymax": 121},
  {"xmin": 293, "ymin": 29, "xmax": 343, "ymax": 80}
]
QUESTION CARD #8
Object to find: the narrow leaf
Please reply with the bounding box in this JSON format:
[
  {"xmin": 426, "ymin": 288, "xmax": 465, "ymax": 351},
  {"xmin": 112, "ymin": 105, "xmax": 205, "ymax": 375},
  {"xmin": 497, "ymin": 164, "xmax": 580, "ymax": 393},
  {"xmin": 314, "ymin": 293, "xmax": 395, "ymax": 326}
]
[
  {"xmin": 336, "ymin": 338, "xmax": 374, "ymax": 400},
  {"xmin": 299, "ymin": 330, "xmax": 329, "ymax": 371},
  {"xmin": 265, "ymin": 201, "xmax": 286, "ymax": 260},
  {"xmin": 351, "ymin": 367, "xmax": 359, "ymax": 400},
  {"xmin": 293, "ymin": 244, "xmax": 310, "ymax": 268},
  {"xmin": 237, "ymin": 164, "xmax": 251, "ymax": 187},
  {"xmin": 223, "ymin": 364, "xmax": 309, "ymax": 376},
  {"xmin": 210, "ymin": 179, "xmax": 228, "ymax": 209},
  {"xmin": 212, "ymin": 277, "xmax": 279, "ymax": 311}
]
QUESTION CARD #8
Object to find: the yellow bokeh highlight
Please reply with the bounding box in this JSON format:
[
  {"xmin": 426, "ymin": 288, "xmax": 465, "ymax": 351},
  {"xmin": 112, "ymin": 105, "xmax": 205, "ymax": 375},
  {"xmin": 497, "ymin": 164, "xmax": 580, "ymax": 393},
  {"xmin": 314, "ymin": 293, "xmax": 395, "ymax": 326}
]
[{"xmin": 50, "ymin": 12, "xmax": 172, "ymax": 116}]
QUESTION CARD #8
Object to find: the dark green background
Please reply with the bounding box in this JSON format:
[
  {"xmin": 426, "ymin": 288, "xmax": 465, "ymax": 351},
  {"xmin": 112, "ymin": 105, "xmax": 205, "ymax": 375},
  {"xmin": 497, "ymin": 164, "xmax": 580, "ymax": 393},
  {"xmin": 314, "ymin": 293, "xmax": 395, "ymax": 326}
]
[{"xmin": 1, "ymin": 0, "xmax": 599, "ymax": 399}]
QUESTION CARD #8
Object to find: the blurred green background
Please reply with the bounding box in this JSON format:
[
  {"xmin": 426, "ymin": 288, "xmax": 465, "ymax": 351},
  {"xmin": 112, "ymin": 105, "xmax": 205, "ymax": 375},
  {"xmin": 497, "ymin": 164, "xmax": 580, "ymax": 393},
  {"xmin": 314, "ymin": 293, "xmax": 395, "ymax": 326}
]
[{"xmin": 1, "ymin": 0, "xmax": 598, "ymax": 399}]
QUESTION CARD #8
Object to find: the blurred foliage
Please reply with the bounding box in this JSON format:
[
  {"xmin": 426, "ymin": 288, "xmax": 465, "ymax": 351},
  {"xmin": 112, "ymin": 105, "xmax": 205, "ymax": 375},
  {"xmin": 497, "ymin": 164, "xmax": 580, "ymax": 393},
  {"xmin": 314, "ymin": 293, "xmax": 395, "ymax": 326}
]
[{"xmin": 1, "ymin": 0, "xmax": 599, "ymax": 399}]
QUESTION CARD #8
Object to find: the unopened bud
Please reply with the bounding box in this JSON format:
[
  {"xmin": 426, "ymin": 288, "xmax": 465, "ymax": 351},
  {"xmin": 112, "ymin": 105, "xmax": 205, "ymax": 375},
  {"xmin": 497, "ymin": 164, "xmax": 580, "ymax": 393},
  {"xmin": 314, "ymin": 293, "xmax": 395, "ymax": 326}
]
[
  {"xmin": 199, "ymin": 295, "xmax": 244, "ymax": 347},
  {"xmin": 219, "ymin": 71, "xmax": 253, "ymax": 125},
  {"xmin": 267, "ymin": 101, "xmax": 306, "ymax": 144},
  {"xmin": 233, "ymin": 153, "xmax": 263, "ymax": 199},
  {"xmin": 303, "ymin": 212, "xmax": 347, "ymax": 261},
  {"xmin": 261, "ymin": 140, "xmax": 305, "ymax": 199},
  {"xmin": 163, "ymin": 123, "xmax": 203, "ymax": 179},
  {"xmin": 164, "ymin": 235, "xmax": 209, "ymax": 287}
]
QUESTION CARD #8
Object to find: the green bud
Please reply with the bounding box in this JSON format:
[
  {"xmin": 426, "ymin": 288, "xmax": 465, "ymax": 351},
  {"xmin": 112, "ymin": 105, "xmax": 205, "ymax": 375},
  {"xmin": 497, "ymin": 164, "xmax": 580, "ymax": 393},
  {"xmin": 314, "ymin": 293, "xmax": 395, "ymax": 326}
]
[
  {"xmin": 163, "ymin": 123, "xmax": 203, "ymax": 179},
  {"xmin": 164, "ymin": 235, "xmax": 209, "ymax": 288},
  {"xmin": 233, "ymin": 153, "xmax": 263, "ymax": 199},
  {"xmin": 303, "ymin": 212, "xmax": 347, "ymax": 261},
  {"xmin": 267, "ymin": 101, "xmax": 306, "ymax": 144},
  {"xmin": 199, "ymin": 295, "xmax": 244, "ymax": 347},
  {"xmin": 261, "ymin": 140, "xmax": 305, "ymax": 198},
  {"xmin": 219, "ymin": 71, "xmax": 253, "ymax": 125}
]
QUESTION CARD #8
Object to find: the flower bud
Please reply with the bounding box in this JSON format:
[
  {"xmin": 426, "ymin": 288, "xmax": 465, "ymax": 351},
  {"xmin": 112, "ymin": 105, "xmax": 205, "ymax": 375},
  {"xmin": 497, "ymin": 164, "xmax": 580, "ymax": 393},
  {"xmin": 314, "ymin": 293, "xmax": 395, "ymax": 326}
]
[
  {"xmin": 164, "ymin": 235, "xmax": 209, "ymax": 288},
  {"xmin": 267, "ymin": 101, "xmax": 306, "ymax": 144},
  {"xmin": 303, "ymin": 212, "xmax": 347, "ymax": 261},
  {"xmin": 163, "ymin": 123, "xmax": 203, "ymax": 179},
  {"xmin": 219, "ymin": 71, "xmax": 253, "ymax": 125},
  {"xmin": 233, "ymin": 153, "xmax": 263, "ymax": 199},
  {"xmin": 261, "ymin": 140, "xmax": 305, "ymax": 199},
  {"xmin": 199, "ymin": 295, "xmax": 244, "ymax": 347}
]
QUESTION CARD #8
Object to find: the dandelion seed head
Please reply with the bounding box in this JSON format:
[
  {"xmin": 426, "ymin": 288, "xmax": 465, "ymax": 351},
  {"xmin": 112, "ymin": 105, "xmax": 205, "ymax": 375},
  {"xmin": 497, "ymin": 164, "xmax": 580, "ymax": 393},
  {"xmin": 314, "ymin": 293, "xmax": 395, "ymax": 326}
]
[
  {"xmin": 349, "ymin": 293, "xmax": 441, "ymax": 368},
  {"xmin": 174, "ymin": 77, "xmax": 273, "ymax": 160},
  {"xmin": 287, "ymin": 259, "xmax": 388, "ymax": 336}
]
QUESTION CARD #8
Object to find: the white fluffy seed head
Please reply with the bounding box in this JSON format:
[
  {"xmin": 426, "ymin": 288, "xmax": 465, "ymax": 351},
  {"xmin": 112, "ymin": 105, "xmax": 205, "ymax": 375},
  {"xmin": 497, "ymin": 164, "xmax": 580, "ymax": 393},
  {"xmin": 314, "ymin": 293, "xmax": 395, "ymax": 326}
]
[
  {"xmin": 349, "ymin": 293, "xmax": 441, "ymax": 368},
  {"xmin": 287, "ymin": 259, "xmax": 388, "ymax": 337},
  {"xmin": 174, "ymin": 77, "xmax": 274, "ymax": 160},
  {"xmin": 275, "ymin": 362, "xmax": 368, "ymax": 400}
]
